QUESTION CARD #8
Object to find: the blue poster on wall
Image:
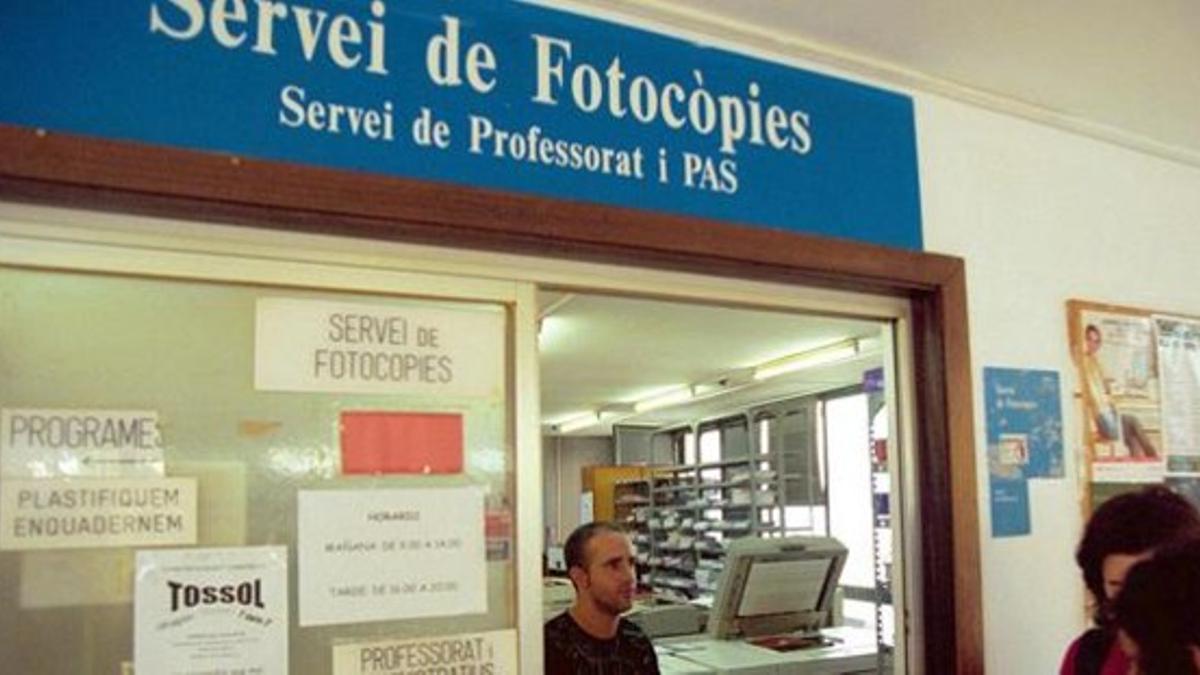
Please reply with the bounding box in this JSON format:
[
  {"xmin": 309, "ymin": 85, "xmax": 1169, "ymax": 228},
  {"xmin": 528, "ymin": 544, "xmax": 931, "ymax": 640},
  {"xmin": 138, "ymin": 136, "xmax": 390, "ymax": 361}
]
[
  {"xmin": 984, "ymin": 367, "xmax": 1065, "ymax": 537},
  {"xmin": 0, "ymin": 1, "xmax": 922, "ymax": 250},
  {"xmin": 988, "ymin": 476, "xmax": 1030, "ymax": 539}
]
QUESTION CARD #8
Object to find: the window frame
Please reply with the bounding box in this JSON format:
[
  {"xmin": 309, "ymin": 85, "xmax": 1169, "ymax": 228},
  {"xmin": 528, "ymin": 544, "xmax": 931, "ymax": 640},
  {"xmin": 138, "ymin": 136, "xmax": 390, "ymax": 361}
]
[{"xmin": 0, "ymin": 123, "xmax": 982, "ymax": 672}]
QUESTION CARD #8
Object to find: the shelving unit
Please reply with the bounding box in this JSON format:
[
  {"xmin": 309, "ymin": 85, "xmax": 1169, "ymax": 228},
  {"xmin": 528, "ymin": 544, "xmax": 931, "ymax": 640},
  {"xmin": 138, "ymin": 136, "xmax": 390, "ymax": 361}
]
[
  {"xmin": 611, "ymin": 388, "xmax": 892, "ymax": 665},
  {"xmin": 613, "ymin": 477, "xmax": 654, "ymax": 591},
  {"xmin": 867, "ymin": 388, "xmax": 895, "ymax": 669},
  {"xmin": 583, "ymin": 465, "xmax": 650, "ymax": 523},
  {"xmin": 637, "ymin": 457, "xmax": 783, "ymax": 601}
]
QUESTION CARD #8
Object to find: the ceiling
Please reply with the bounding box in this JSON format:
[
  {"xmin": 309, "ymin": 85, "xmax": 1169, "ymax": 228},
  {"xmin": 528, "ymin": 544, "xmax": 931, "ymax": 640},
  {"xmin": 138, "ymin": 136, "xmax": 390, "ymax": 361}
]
[
  {"xmin": 538, "ymin": 291, "xmax": 883, "ymax": 434},
  {"xmin": 543, "ymin": 0, "xmax": 1200, "ymax": 164}
]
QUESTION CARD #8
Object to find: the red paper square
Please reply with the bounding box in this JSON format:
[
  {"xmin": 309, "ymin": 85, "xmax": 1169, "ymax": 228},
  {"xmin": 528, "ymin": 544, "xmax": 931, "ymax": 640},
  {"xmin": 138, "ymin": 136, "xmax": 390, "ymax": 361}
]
[{"xmin": 340, "ymin": 411, "xmax": 463, "ymax": 475}]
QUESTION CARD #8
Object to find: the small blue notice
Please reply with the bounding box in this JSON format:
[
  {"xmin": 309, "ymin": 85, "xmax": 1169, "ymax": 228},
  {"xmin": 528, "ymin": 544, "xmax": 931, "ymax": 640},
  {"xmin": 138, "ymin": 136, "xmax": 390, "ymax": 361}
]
[
  {"xmin": 989, "ymin": 475, "xmax": 1031, "ymax": 538},
  {"xmin": 983, "ymin": 367, "xmax": 1065, "ymax": 537}
]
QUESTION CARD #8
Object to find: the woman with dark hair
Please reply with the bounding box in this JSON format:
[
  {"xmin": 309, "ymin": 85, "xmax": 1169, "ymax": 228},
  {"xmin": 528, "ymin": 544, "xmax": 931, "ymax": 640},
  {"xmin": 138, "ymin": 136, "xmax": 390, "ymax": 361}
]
[
  {"xmin": 1115, "ymin": 538, "xmax": 1200, "ymax": 674},
  {"xmin": 1059, "ymin": 486, "xmax": 1200, "ymax": 675}
]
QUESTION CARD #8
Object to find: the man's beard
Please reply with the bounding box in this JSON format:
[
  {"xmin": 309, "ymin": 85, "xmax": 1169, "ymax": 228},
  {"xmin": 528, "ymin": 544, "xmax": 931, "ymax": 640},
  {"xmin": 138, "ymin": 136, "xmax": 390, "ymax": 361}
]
[{"xmin": 595, "ymin": 592, "xmax": 632, "ymax": 617}]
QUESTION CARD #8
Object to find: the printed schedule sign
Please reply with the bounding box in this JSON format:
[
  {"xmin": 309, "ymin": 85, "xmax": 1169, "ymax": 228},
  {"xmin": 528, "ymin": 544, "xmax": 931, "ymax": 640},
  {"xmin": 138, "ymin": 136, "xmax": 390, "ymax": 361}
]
[
  {"xmin": 135, "ymin": 546, "xmax": 288, "ymax": 675},
  {"xmin": 297, "ymin": 486, "xmax": 486, "ymax": 626},
  {"xmin": 332, "ymin": 629, "xmax": 517, "ymax": 675},
  {"xmin": 255, "ymin": 298, "xmax": 504, "ymax": 397},
  {"xmin": 0, "ymin": 1, "xmax": 921, "ymax": 249},
  {"xmin": 0, "ymin": 477, "xmax": 197, "ymax": 550},
  {"xmin": 1, "ymin": 408, "xmax": 164, "ymax": 478}
]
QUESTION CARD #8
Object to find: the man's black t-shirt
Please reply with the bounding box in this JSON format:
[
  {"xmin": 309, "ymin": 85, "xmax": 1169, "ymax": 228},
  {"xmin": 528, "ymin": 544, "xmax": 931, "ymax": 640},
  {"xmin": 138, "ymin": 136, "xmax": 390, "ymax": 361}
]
[{"xmin": 543, "ymin": 611, "xmax": 661, "ymax": 674}]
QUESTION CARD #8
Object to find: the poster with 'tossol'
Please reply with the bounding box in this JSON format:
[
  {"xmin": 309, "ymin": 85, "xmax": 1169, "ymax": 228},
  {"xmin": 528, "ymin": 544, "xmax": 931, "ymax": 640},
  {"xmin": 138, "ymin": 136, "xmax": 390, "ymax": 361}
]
[{"xmin": 135, "ymin": 546, "xmax": 288, "ymax": 675}]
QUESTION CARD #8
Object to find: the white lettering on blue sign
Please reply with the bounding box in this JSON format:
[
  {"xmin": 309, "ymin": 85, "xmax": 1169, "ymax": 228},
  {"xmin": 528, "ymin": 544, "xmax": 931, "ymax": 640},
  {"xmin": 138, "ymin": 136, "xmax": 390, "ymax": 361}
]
[
  {"xmin": 531, "ymin": 34, "xmax": 812, "ymax": 157},
  {"xmin": 147, "ymin": 1, "xmax": 812, "ymax": 161},
  {"xmin": 278, "ymin": 85, "xmax": 395, "ymax": 141},
  {"xmin": 0, "ymin": 1, "xmax": 923, "ymax": 248},
  {"xmin": 149, "ymin": 0, "xmax": 389, "ymax": 75}
]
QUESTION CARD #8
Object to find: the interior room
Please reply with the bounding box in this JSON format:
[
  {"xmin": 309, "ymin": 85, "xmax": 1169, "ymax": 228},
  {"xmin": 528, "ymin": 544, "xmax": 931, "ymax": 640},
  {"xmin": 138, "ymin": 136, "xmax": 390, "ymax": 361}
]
[
  {"xmin": 11, "ymin": 1, "xmax": 1199, "ymax": 673},
  {"xmin": 537, "ymin": 290, "xmax": 898, "ymax": 669}
]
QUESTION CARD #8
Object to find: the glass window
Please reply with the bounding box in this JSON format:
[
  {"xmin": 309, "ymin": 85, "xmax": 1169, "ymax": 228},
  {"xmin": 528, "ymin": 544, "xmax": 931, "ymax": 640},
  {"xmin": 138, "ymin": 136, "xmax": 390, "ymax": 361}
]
[
  {"xmin": 0, "ymin": 266, "xmax": 514, "ymax": 674},
  {"xmin": 676, "ymin": 428, "xmax": 697, "ymax": 466}
]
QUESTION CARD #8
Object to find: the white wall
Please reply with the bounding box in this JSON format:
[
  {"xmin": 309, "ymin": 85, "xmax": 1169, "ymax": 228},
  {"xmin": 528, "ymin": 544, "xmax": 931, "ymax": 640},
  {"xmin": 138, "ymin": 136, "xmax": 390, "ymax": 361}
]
[
  {"xmin": 917, "ymin": 94, "xmax": 1200, "ymax": 674},
  {"xmin": 541, "ymin": 435, "xmax": 615, "ymax": 546}
]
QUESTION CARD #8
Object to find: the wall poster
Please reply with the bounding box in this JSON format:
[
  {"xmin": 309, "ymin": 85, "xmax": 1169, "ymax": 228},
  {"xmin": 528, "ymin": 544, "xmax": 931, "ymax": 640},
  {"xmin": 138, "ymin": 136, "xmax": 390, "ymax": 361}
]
[
  {"xmin": 135, "ymin": 546, "xmax": 289, "ymax": 675},
  {"xmin": 983, "ymin": 367, "xmax": 1065, "ymax": 537},
  {"xmin": 298, "ymin": 486, "xmax": 486, "ymax": 626},
  {"xmin": 984, "ymin": 367, "xmax": 1064, "ymax": 479},
  {"xmin": 1069, "ymin": 305, "xmax": 1165, "ymax": 483},
  {"xmin": 1069, "ymin": 300, "xmax": 1200, "ymax": 518},
  {"xmin": 1154, "ymin": 316, "xmax": 1200, "ymax": 475}
]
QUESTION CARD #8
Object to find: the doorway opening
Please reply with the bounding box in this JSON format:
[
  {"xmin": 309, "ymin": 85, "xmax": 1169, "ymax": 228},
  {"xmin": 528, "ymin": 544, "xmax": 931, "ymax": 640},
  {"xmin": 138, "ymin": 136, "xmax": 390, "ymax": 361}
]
[{"xmin": 538, "ymin": 289, "xmax": 904, "ymax": 672}]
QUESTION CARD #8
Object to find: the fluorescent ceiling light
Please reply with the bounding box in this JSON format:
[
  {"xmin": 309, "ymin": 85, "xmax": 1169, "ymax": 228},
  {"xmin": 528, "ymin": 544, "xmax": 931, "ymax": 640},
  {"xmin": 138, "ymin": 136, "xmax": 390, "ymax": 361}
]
[
  {"xmin": 545, "ymin": 339, "xmax": 865, "ymax": 428},
  {"xmin": 753, "ymin": 339, "xmax": 859, "ymax": 381},
  {"xmin": 633, "ymin": 387, "xmax": 694, "ymax": 413},
  {"xmin": 599, "ymin": 403, "xmax": 637, "ymax": 416},
  {"xmin": 557, "ymin": 412, "xmax": 600, "ymax": 433}
]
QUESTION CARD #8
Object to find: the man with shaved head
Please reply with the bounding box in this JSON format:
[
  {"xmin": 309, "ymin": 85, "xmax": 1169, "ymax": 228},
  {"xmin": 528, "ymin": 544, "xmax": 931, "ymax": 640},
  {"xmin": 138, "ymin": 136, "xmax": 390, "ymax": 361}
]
[{"xmin": 543, "ymin": 522, "xmax": 660, "ymax": 674}]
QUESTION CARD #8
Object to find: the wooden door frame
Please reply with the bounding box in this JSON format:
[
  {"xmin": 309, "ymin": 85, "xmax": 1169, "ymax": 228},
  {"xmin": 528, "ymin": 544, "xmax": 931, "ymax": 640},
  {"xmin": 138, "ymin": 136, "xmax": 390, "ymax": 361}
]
[{"xmin": 0, "ymin": 124, "xmax": 983, "ymax": 674}]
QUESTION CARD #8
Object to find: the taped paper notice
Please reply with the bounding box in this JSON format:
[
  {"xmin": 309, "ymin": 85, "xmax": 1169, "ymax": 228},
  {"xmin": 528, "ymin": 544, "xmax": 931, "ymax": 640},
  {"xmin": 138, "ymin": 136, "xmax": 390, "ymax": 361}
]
[
  {"xmin": 136, "ymin": 546, "xmax": 288, "ymax": 675},
  {"xmin": 255, "ymin": 298, "xmax": 503, "ymax": 397},
  {"xmin": 0, "ymin": 477, "xmax": 197, "ymax": 550},
  {"xmin": 332, "ymin": 629, "xmax": 517, "ymax": 675},
  {"xmin": 1156, "ymin": 316, "xmax": 1200, "ymax": 474},
  {"xmin": 485, "ymin": 509, "xmax": 512, "ymax": 562},
  {"xmin": 1, "ymin": 408, "xmax": 164, "ymax": 478},
  {"xmin": 340, "ymin": 411, "xmax": 464, "ymax": 475},
  {"xmin": 298, "ymin": 486, "xmax": 486, "ymax": 626}
]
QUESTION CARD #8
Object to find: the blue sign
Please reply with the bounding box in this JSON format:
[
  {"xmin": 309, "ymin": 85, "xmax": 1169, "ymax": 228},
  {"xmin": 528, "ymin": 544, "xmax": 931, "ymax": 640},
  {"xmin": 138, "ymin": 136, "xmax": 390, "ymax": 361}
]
[
  {"xmin": 0, "ymin": 1, "xmax": 922, "ymax": 249},
  {"xmin": 862, "ymin": 367, "xmax": 885, "ymax": 394},
  {"xmin": 983, "ymin": 367, "xmax": 1065, "ymax": 538},
  {"xmin": 989, "ymin": 475, "xmax": 1031, "ymax": 539},
  {"xmin": 984, "ymin": 367, "xmax": 1064, "ymax": 479}
]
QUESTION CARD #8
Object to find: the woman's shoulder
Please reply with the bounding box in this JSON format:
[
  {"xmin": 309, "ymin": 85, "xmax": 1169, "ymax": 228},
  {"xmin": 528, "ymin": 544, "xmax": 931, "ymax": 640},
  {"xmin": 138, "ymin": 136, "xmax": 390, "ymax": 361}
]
[
  {"xmin": 1060, "ymin": 629, "xmax": 1128, "ymax": 675},
  {"xmin": 1060, "ymin": 632, "xmax": 1085, "ymax": 675}
]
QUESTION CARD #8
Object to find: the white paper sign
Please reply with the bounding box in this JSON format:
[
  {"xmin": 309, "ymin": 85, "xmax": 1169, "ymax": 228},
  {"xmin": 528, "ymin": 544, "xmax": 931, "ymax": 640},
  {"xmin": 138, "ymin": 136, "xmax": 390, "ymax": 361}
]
[
  {"xmin": 0, "ymin": 477, "xmax": 197, "ymax": 550},
  {"xmin": 135, "ymin": 546, "xmax": 288, "ymax": 675},
  {"xmin": 298, "ymin": 487, "xmax": 486, "ymax": 626},
  {"xmin": 255, "ymin": 298, "xmax": 504, "ymax": 397},
  {"xmin": 1, "ymin": 408, "xmax": 164, "ymax": 478},
  {"xmin": 1156, "ymin": 316, "xmax": 1200, "ymax": 473},
  {"xmin": 332, "ymin": 629, "xmax": 518, "ymax": 675},
  {"xmin": 580, "ymin": 491, "xmax": 594, "ymax": 525}
]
